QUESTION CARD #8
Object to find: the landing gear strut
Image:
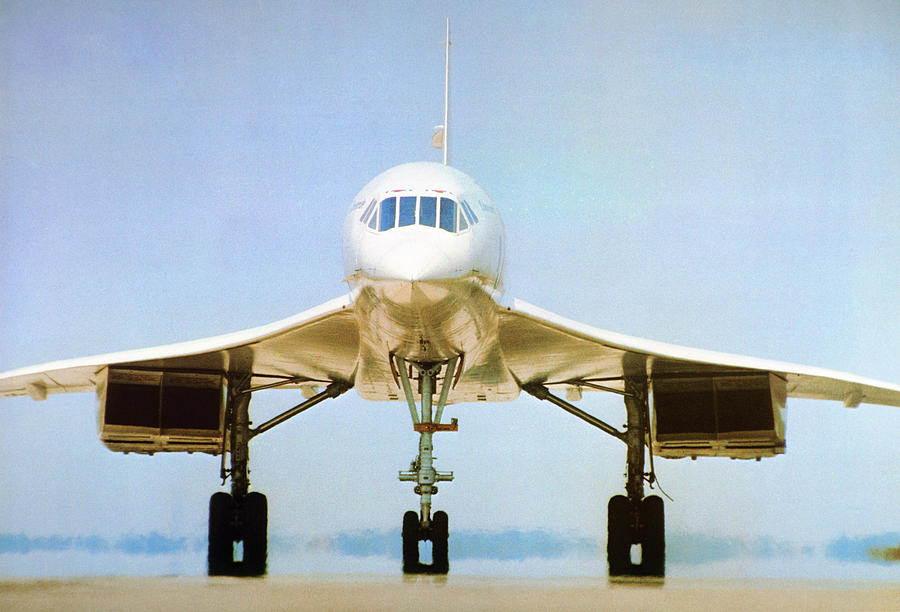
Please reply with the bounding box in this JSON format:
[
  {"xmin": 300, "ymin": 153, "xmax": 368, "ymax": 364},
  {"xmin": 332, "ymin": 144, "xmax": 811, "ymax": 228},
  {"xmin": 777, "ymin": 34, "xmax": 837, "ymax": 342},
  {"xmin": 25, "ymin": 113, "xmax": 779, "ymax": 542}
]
[
  {"xmin": 394, "ymin": 355, "xmax": 459, "ymax": 574},
  {"xmin": 208, "ymin": 377, "xmax": 268, "ymax": 576},
  {"xmin": 208, "ymin": 375, "xmax": 350, "ymax": 577},
  {"xmin": 607, "ymin": 377, "xmax": 664, "ymax": 578},
  {"xmin": 524, "ymin": 376, "xmax": 665, "ymax": 580}
]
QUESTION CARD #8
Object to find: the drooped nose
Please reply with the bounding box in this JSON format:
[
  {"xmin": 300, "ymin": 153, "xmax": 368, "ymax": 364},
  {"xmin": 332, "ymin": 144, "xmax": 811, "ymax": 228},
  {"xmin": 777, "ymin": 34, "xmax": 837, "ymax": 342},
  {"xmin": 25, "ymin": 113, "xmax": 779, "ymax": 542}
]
[{"xmin": 372, "ymin": 238, "xmax": 461, "ymax": 282}]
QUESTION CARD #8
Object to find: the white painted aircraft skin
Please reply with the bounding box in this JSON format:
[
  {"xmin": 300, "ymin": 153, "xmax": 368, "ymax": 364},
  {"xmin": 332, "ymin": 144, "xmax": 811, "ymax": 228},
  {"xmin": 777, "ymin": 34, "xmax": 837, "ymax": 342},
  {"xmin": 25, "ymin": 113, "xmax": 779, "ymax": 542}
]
[
  {"xmin": 342, "ymin": 162, "xmax": 505, "ymax": 286},
  {"xmin": 342, "ymin": 161, "xmax": 510, "ymax": 401},
  {"xmin": 2, "ymin": 159, "xmax": 899, "ymax": 416}
]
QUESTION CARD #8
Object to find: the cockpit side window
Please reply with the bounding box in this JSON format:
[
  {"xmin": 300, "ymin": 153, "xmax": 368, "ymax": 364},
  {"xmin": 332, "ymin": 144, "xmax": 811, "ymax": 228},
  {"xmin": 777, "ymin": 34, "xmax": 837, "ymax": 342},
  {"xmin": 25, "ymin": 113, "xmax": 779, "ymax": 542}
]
[
  {"xmin": 458, "ymin": 207, "xmax": 469, "ymax": 231},
  {"xmin": 419, "ymin": 196, "xmax": 437, "ymax": 227},
  {"xmin": 398, "ymin": 196, "xmax": 416, "ymax": 227},
  {"xmin": 461, "ymin": 200, "xmax": 479, "ymax": 224},
  {"xmin": 379, "ymin": 197, "xmax": 396, "ymax": 231},
  {"xmin": 439, "ymin": 197, "xmax": 456, "ymax": 232},
  {"xmin": 360, "ymin": 199, "xmax": 377, "ymax": 223},
  {"xmin": 458, "ymin": 201, "xmax": 472, "ymax": 225}
]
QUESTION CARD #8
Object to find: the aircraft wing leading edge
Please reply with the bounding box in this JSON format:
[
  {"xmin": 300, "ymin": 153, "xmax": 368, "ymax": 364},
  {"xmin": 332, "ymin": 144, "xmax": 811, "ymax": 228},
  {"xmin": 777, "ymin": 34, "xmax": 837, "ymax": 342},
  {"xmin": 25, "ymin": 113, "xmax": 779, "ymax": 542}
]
[
  {"xmin": 498, "ymin": 299, "xmax": 900, "ymax": 408},
  {"xmin": 0, "ymin": 294, "xmax": 359, "ymax": 400},
  {"xmin": 4, "ymin": 293, "xmax": 898, "ymax": 410},
  {"xmin": 498, "ymin": 299, "xmax": 899, "ymax": 460}
]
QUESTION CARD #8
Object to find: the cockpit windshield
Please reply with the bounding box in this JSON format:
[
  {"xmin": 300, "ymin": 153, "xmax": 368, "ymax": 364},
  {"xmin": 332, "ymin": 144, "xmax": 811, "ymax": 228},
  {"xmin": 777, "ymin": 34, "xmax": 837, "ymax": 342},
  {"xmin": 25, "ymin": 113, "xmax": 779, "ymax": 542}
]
[
  {"xmin": 439, "ymin": 198, "xmax": 456, "ymax": 232},
  {"xmin": 379, "ymin": 196, "xmax": 396, "ymax": 231},
  {"xmin": 363, "ymin": 194, "xmax": 478, "ymax": 233},
  {"xmin": 398, "ymin": 196, "xmax": 416, "ymax": 227},
  {"xmin": 419, "ymin": 197, "xmax": 436, "ymax": 227}
]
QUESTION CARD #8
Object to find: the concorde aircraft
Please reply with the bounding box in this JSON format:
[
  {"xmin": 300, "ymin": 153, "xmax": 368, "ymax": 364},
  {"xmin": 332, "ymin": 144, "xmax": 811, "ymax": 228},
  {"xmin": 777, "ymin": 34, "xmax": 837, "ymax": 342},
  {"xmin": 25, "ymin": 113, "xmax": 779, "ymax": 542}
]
[{"xmin": 3, "ymin": 23, "xmax": 900, "ymax": 579}]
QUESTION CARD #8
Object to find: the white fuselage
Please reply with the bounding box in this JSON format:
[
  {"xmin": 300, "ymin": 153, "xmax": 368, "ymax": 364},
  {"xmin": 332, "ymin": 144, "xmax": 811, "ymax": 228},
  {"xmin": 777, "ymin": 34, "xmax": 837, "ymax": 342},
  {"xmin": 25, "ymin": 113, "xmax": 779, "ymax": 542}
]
[{"xmin": 342, "ymin": 162, "xmax": 505, "ymax": 377}]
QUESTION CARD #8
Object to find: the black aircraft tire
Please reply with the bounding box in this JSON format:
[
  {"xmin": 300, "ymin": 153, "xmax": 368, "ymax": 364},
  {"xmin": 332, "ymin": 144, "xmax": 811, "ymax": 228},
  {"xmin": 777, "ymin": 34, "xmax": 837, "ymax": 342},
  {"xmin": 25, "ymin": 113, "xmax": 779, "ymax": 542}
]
[
  {"xmin": 241, "ymin": 492, "xmax": 268, "ymax": 577},
  {"xmin": 640, "ymin": 495, "xmax": 665, "ymax": 577},
  {"xmin": 208, "ymin": 492, "xmax": 234, "ymax": 576},
  {"xmin": 402, "ymin": 511, "xmax": 421, "ymax": 573},
  {"xmin": 431, "ymin": 510, "xmax": 449, "ymax": 575},
  {"xmin": 607, "ymin": 494, "xmax": 632, "ymax": 577}
]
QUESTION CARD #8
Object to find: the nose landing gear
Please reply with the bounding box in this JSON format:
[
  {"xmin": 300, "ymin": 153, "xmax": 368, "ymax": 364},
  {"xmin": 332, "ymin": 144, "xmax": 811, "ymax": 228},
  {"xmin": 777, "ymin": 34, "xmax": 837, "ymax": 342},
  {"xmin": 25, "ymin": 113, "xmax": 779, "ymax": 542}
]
[{"xmin": 393, "ymin": 354, "xmax": 460, "ymax": 575}]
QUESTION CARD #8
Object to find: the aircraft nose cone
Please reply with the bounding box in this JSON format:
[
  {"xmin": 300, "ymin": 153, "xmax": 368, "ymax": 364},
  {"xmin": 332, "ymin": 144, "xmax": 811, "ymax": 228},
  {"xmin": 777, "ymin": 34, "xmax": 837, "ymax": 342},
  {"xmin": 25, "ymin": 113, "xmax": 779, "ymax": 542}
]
[{"xmin": 376, "ymin": 240, "xmax": 450, "ymax": 281}]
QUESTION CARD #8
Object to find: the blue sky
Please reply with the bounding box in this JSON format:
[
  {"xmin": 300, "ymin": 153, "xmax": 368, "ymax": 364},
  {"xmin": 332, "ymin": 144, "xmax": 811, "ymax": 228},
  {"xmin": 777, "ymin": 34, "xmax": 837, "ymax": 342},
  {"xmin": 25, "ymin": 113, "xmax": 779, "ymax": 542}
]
[{"xmin": 1, "ymin": 2, "xmax": 898, "ymax": 575}]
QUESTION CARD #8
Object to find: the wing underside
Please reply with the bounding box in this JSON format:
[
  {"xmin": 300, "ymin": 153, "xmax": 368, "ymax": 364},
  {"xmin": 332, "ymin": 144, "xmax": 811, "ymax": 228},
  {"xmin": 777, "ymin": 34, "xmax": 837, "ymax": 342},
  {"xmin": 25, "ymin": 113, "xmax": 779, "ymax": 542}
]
[
  {"xmin": 0, "ymin": 295, "xmax": 359, "ymax": 400},
  {"xmin": 498, "ymin": 299, "xmax": 900, "ymax": 407},
  {"xmin": 3, "ymin": 294, "xmax": 898, "ymax": 458},
  {"xmin": 497, "ymin": 299, "xmax": 900, "ymax": 459},
  {"xmin": 0, "ymin": 295, "xmax": 360, "ymax": 454}
]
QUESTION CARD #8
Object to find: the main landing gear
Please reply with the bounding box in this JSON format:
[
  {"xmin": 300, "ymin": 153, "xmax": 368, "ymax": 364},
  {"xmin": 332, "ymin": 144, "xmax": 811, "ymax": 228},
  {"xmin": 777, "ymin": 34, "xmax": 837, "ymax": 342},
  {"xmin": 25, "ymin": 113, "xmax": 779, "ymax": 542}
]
[
  {"xmin": 393, "ymin": 354, "xmax": 460, "ymax": 574},
  {"xmin": 208, "ymin": 375, "xmax": 350, "ymax": 577},
  {"xmin": 207, "ymin": 366, "xmax": 659, "ymax": 579},
  {"xmin": 524, "ymin": 376, "xmax": 665, "ymax": 580}
]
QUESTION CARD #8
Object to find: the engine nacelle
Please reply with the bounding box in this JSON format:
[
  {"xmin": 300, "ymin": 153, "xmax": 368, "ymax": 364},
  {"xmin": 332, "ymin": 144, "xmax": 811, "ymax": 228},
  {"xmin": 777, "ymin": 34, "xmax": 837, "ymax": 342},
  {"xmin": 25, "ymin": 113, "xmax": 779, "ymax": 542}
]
[
  {"xmin": 98, "ymin": 368, "xmax": 225, "ymax": 454},
  {"xmin": 651, "ymin": 373, "xmax": 786, "ymax": 459}
]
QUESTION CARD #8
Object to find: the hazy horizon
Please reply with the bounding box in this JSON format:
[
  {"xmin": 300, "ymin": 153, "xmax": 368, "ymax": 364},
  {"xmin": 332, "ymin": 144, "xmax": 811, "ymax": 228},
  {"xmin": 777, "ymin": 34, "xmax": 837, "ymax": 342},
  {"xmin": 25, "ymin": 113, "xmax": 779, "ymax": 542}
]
[{"xmin": 2, "ymin": 528, "xmax": 897, "ymax": 581}]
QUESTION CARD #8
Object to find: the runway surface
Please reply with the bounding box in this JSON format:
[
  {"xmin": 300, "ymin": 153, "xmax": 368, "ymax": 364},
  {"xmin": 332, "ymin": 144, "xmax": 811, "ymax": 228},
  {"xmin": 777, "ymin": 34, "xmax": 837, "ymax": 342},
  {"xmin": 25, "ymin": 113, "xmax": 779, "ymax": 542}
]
[{"xmin": 2, "ymin": 575, "xmax": 897, "ymax": 611}]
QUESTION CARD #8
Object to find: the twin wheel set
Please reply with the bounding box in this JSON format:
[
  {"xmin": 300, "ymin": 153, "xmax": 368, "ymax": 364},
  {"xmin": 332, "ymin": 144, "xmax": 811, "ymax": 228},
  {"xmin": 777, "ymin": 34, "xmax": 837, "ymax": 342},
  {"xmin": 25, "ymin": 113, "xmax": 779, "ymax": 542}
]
[
  {"xmin": 607, "ymin": 494, "xmax": 665, "ymax": 578},
  {"xmin": 208, "ymin": 491, "xmax": 268, "ymax": 576},
  {"xmin": 402, "ymin": 510, "xmax": 449, "ymax": 574},
  {"xmin": 206, "ymin": 366, "xmax": 665, "ymax": 579}
]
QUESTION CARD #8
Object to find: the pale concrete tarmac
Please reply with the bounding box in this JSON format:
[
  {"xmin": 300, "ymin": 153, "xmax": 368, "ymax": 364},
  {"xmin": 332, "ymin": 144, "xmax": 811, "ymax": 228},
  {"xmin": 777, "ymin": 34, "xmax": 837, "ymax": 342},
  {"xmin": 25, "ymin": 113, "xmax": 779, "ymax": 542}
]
[{"xmin": 1, "ymin": 575, "xmax": 897, "ymax": 611}]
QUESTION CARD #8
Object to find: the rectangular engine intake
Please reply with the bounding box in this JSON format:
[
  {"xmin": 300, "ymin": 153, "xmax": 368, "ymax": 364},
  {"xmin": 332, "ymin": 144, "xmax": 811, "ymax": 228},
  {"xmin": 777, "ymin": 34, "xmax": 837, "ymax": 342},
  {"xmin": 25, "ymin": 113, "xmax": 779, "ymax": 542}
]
[
  {"xmin": 98, "ymin": 368, "xmax": 225, "ymax": 454},
  {"xmin": 651, "ymin": 373, "xmax": 786, "ymax": 459}
]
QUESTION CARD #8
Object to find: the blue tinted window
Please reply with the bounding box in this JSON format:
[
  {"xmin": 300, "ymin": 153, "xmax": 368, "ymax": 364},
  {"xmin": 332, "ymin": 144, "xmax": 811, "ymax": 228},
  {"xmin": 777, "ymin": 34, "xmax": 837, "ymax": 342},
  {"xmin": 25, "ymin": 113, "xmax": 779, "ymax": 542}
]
[
  {"xmin": 361, "ymin": 199, "xmax": 377, "ymax": 223},
  {"xmin": 367, "ymin": 205, "xmax": 378, "ymax": 229},
  {"xmin": 458, "ymin": 208, "xmax": 468, "ymax": 231},
  {"xmin": 458, "ymin": 201, "xmax": 472, "ymax": 224},
  {"xmin": 461, "ymin": 200, "xmax": 479, "ymax": 223},
  {"xmin": 379, "ymin": 197, "xmax": 396, "ymax": 231},
  {"xmin": 439, "ymin": 198, "xmax": 456, "ymax": 232},
  {"xmin": 398, "ymin": 196, "xmax": 416, "ymax": 227},
  {"xmin": 419, "ymin": 196, "xmax": 437, "ymax": 227}
]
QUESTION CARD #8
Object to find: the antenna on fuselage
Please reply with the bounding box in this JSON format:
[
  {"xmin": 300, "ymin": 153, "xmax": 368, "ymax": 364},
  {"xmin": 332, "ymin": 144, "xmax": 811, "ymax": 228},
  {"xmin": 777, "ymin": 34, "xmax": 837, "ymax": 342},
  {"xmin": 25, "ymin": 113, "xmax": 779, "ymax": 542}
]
[
  {"xmin": 443, "ymin": 19, "xmax": 451, "ymax": 165},
  {"xmin": 432, "ymin": 18, "xmax": 451, "ymax": 165}
]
